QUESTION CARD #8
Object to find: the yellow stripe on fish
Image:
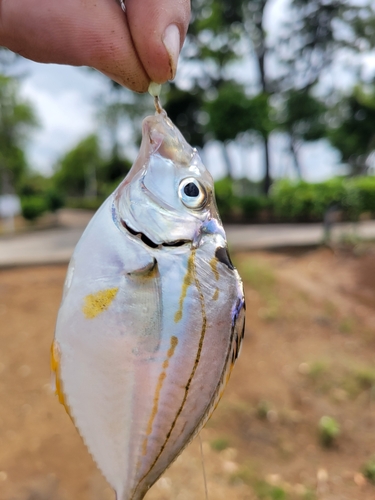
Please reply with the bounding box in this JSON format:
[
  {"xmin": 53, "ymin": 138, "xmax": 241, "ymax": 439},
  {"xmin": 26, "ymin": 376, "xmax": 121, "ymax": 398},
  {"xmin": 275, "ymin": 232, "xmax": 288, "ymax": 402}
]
[
  {"xmin": 134, "ymin": 252, "xmax": 208, "ymax": 497},
  {"xmin": 82, "ymin": 287, "xmax": 119, "ymax": 319},
  {"xmin": 50, "ymin": 340, "xmax": 73, "ymax": 421},
  {"xmin": 174, "ymin": 251, "xmax": 195, "ymax": 323},
  {"xmin": 142, "ymin": 336, "xmax": 179, "ymax": 456}
]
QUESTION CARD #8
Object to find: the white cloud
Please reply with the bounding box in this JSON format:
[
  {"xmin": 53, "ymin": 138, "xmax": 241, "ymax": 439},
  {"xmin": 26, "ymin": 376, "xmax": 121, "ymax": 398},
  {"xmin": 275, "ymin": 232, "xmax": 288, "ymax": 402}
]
[{"xmin": 13, "ymin": 60, "xmax": 109, "ymax": 175}]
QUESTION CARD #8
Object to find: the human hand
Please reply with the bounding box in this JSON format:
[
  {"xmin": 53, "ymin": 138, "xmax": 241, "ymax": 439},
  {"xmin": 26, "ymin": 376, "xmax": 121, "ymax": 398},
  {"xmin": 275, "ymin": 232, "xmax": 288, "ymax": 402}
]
[{"xmin": 0, "ymin": 0, "xmax": 190, "ymax": 92}]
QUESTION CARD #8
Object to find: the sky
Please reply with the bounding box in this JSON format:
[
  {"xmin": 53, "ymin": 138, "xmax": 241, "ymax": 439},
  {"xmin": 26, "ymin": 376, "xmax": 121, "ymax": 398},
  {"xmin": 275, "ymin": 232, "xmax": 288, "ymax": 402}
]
[
  {"xmin": 6, "ymin": 0, "xmax": 374, "ymax": 183},
  {"xmin": 11, "ymin": 57, "xmax": 346, "ymax": 183},
  {"xmin": 14, "ymin": 60, "xmax": 108, "ymax": 176}
]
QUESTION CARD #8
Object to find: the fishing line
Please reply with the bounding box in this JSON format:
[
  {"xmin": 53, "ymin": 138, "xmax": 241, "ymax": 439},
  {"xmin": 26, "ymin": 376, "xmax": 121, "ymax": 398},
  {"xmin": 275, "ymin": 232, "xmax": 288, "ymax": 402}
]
[{"xmin": 198, "ymin": 433, "xmax": 209, "ymax": 500}]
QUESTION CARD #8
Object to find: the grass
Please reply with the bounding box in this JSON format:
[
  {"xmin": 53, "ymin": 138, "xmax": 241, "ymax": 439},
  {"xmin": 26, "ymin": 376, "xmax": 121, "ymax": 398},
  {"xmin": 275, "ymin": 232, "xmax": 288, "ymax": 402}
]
[
  {"xmin": 210, "ymin": 437, "xmax": 231, "ymax": 452},
  {"xmin": 318, "ymin": 416, "xmax": 340, "ymax": 447},
  {"xmin": 229, "ymin": 461, "xmax": 317, "ymax": 500},
  {"xmin": 362, "ymin": 456, "xmax": 375, "ymax": 484},
  {"xmin": 236, "ymin": 258, "xmax": 276, "ymax": 297},
  {"xmin": 355, "ymin": 367, "xmax": 375, "ymax": 390},
  {"xmin": 340, "ymin": 365, "xmax": 375, "ymax": 398},
  {"xmin": 237, "ymin": 257, "xmax": 280, "ymax": 321},
  {"xmin": 229, "ymin": 466, "xmax": 288, "ymax": 499},
  {"xmin": 256, "ymin": 400, "xmax": 272, "ymax": 420},
  {"xmin": 307, "ymin": 361, "xmax": 328, "ymax": 381},
  {"xmin": 300, "ymin": 358, "xmax": 375, "ymax": 399},
  {"xmin": 300, "ymin": 360, "xmax": 334, "ymax": 395},
  {"xmin": 253, "ymin": 480, "xmax": 288, "ymax": 500},
  {"xmin": 339, "ymin": 317, "xmax": 355, "ymax": 335}
]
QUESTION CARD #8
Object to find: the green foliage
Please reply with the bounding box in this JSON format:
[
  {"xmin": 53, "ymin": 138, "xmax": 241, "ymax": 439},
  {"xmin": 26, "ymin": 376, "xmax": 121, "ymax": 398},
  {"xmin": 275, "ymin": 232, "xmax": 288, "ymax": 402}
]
[
  {"xmin": 53, "ymin": 134, "xmax": 103, "ymax": 198},
  {"xmin": 18, "ymin": 172, "xmax": 65, "ymax": 217},
  {"xmin": 0, "ymin": 75, "xmax": 37, "ymax": 193},
  {"xmin": 210, "ymin": 437, "xmax": 230, "ymax": 452},
  {"xmin": 65, "ymin": 197, "xmax": 104, "ymax": 211},
  {"xmin": 21, "ymin": 196, "xmax": 48, "ymax": 221},
  {"xmin": 352, "ymin": 176, "xmax": 375, "ymax": 213},
  {"xmin": 271, "ymin": 178, "xmax": 346, "ymax": 220},
  {"xmin": 45, "ymin": 189, "xmax": 64, "ymax": 212},
  {"xmin": 214, "ymin": 175, "xmax": 375, "ymax": 222},
  {"xmin": 253, "ymin": 480, "xmax": 288, "ymax": 500},
  {"xmin": 238, "ymin": 258, "xmax": 276, "ymax": 296},
  {"xmin": 307, "ymin": 361, "xmax": 328, "ymax": 381},
  {"xmin": 279, "ymin": 90, "xmax": 327, "ymax": 142},
  {"xmin": 164, "ymin": 84, "xmax": 205, "ymax": 147},
  {"xmin": 214, "ymin": 177, "xmax": 269, "ymax": 221},
  {"xmin": 270, "ymin": 176, "xmax": 375, "ymax": 221},
  {"xmin": 354, "ymin": 367, "xmax": 375, "ymax": 390},
  {"xmin": 19, "ymin": 173, "xmax": 51, "ymax": 197},
  {"xmin": 53, "ymin": 133, "xmax": 133, "ymax": 203},
  {"xmin": 205, "ymin": 84, "xmax": 274, "ymax": 141},
  {"xmin": 214, "ymin": 177, "xmax": 239, "ymax": 220},
  {"xmin": 362, "ymin": 456, "xmax": 375, "ymax": 484},
  {"xmin": 101, "ymin": 154, "xmax": 131, "ymax": 184},
  {"xmin": 256, "ymin": 400, "xmax": 272, "ymax": 420},
  {"xmin": 329, "ymin": 87, "xmax": 375, "ymax": 173},
  {"xmin": 318, "ymin": 416, "xmax": 340, "ymax": 447}
]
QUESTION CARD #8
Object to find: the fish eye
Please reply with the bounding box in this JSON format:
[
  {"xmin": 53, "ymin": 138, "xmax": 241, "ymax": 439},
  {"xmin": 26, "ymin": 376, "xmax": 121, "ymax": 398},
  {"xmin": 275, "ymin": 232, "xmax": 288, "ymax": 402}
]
[{"xmin": 178, "ymin": 178, "xmax": 207, "ymax": 209}]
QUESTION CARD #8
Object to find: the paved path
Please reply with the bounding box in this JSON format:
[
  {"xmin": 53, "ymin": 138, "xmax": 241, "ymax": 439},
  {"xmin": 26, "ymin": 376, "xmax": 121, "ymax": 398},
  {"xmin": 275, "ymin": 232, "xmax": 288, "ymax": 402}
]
[{"xmin": 0, "ymin": 213, "xmax": 375, "ymax": 267}]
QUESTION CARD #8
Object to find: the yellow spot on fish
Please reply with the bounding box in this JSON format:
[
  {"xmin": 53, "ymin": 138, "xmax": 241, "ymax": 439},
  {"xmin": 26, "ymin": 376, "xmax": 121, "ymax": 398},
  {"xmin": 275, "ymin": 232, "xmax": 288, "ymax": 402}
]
[
  {"xmin": 210, "ymin": 257, "xmax": 220, "ymax": 281},
  {"xmin": 82, "ymin": 287, "xmax": 119, "ymax": 319},
  {"xmin": 174, "ymin": 251, "xmax": 196, "ymax": 323},
  {"xmin": 50, "ymin": 341, "xmax": 73, "ymax": 421},
  {"xmin": 213, "ymin": 288, "xmax": 219, "ymax": 301},
  {"xmin": 142, "ymin": 336, "xmax": 179, "ymax": 455}
]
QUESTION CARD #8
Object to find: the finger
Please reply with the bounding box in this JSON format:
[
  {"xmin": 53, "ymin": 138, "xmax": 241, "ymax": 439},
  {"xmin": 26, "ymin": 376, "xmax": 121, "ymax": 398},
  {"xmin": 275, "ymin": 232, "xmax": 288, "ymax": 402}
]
[
  {"xmin": 126, "ymin": 0, "xmax": 191, "ymax": 83},
  {"xmin": 0, "ymin": 0, "xmax": 150, "ymax": 92}
]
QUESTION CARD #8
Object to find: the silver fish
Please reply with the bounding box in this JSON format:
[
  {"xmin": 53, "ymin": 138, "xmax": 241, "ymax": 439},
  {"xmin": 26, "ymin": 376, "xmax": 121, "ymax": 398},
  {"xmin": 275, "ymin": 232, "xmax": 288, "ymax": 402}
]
[{"xmin": 52, "ymin": 109, "xmax": 245, "ymax": 500}]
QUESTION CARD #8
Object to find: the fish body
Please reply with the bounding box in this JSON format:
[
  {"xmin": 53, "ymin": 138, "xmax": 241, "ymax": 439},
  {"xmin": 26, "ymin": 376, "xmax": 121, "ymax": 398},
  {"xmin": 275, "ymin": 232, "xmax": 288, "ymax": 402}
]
[{"xmin": 53, "ymin": 111, "xmax": 245, "ymax": 500}]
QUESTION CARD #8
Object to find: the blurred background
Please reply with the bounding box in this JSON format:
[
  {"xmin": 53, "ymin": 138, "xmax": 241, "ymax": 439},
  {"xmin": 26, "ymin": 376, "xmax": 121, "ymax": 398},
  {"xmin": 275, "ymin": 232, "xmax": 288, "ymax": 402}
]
[{"xmin": 1, "ymin": 0, "xmax": 375, "ymax": 498}]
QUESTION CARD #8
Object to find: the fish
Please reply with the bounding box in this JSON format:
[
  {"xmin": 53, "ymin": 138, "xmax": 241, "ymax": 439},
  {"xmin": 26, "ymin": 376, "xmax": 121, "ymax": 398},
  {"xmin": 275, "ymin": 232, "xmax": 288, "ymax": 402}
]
[{"xmin": 52, "ymin": 107, "xmax": 245, "ymax": 500}]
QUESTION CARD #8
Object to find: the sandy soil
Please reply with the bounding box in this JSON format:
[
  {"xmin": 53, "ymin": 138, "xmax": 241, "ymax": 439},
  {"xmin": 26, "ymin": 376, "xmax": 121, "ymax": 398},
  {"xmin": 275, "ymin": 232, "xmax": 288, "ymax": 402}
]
[{"xmin": 0, "ymin": 245, "xmax": 375, "ymax": 500}]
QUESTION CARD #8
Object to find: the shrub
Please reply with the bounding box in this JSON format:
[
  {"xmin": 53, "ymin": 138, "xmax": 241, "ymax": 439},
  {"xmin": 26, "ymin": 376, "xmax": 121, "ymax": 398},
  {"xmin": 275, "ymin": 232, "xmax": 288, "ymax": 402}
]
[
  {"xmin": 45, "ymin": 189, "xmax": 65, "ymax": 212},
  {"xmin": 351, "ymin": 176, "xmax": 375, "ymax": 213},
  {"xmin": 271, "ymin": 178, "xmax": 346, "ymax": 220},
  {"xmin": 210, "ymin": 437, "xmax": 230, "ymax": 451},
  {"xmin": 362, "ymin": 456, "xmax": 375, "ymax": 484},
  {"xmin": 21, "ymin": 196, "xmax": 48, "ymax": 221},
  {"xmin": 240, "ymin": 195, "xmax": 270, "ymax": 220},
  {"xmin": 214, "ymin": 177, "xmax": 239, "ymax": 220},
  {"xmin": 270, "ymin": 176, "xmax": 375, "ymax": 221},
  {"xmin": 65, "ymin": 197, "xmax": 104, "ymax": 211},
  {"xmin": 318, "ymin": 416, "xmax": 340, "ymax": 447}
]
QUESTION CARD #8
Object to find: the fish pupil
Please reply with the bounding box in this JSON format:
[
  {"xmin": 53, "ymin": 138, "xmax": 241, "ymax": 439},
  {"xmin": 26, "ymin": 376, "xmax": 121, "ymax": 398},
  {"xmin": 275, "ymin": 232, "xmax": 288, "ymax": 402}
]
[{"xmin": 184, "ymin": 182, "xmax": 199, "ymax": 197}]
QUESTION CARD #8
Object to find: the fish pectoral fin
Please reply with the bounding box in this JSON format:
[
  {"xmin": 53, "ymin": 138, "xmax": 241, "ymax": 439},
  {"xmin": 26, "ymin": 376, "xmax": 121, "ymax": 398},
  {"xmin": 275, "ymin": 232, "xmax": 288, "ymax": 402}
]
[
  {"xmin": 128, "ymin": 258, "xmax": 157, "ymax": 276},
  {"xmin": 122, "ymin": 241, "xmax": 156, "ymax": 275}
]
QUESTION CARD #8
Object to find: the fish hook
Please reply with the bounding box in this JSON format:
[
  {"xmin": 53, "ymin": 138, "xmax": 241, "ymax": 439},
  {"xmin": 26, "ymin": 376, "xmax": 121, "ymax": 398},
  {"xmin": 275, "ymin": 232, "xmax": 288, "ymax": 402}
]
[{"xmin": 148, "ymin": 82, "xmax": 165, "ymax": 115}]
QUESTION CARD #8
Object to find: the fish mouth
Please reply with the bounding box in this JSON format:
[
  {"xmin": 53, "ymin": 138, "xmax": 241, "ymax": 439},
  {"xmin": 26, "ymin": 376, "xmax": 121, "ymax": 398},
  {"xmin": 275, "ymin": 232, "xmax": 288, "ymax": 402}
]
[{"xmin": 121, "ymin": 220, "xmax": 189, "ymax": 249}]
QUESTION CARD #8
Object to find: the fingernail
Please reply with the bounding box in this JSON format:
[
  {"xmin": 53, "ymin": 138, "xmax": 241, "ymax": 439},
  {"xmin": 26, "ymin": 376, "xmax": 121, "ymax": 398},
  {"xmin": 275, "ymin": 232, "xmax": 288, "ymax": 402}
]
[{"xmin": 162, "ymin": 24, "xmax": 181, "ymax": 79}]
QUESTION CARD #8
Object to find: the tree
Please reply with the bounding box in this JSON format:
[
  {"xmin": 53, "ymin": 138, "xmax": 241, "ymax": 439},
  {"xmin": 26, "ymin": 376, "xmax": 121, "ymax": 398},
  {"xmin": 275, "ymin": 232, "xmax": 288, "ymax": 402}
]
[
  {"xmin": 278, "ymin": 89, "xmax": 328, "ymax": 177},
  {"xmin": 54, "ymin": 134, "xmax": 103, "ymax": 198},
  {"xmin": 274, "ymin": 0, "xmax": 375, "ymax": 178},
  {"xmin": 203, "ymin": 81, "xmax": 273, "ymax": 178},
  {"xmin": 329, "ymin": 86, "xmax": 375, "ymax": 175},
  {"xmin": 164, "ymin": 0, "xmax": 248, "ymax": 179},
  {"xmin": 0, "ymin": 75, "xmax": 37, "ymax": 193}
]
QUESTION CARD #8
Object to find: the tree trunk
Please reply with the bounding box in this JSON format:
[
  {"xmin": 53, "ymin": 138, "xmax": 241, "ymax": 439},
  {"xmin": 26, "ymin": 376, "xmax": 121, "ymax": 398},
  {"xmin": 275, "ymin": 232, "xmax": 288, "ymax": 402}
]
[
  {"xmin": 290, "ymin": 137, "xmax": 303, "ymax": 178},
  {"xmin": 263, "ymin": 136, "xmax": 271, "ymax": 195},
  {"xmin": 221, "ymin": 141, "xmax": 234, "ymax": 179}
]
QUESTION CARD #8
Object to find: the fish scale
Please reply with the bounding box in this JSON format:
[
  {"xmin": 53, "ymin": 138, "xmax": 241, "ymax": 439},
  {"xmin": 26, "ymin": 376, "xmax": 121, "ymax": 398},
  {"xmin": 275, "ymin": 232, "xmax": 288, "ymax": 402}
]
[{"xmin": 53, "ymin": 106, "xmax": 245, "ymax": 500}]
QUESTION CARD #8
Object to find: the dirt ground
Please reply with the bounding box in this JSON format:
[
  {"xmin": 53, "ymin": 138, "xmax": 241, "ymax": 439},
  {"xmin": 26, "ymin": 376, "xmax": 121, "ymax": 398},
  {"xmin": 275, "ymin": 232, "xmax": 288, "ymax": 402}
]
[{"xmin": 1, "ymin": 244, "xmax": 375, "ymax": 500}]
